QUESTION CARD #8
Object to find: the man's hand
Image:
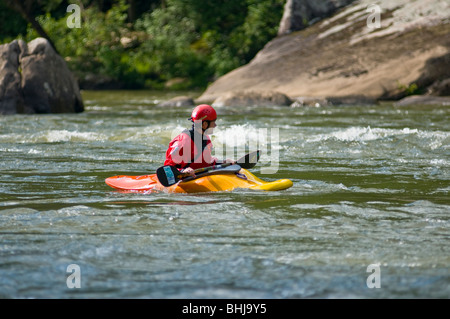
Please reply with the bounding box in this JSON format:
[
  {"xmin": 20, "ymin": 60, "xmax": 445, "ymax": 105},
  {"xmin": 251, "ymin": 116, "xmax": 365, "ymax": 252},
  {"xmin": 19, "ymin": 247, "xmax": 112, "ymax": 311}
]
[
  {"xmin": 181, "ymin": 167, "xmax": 196, "ymax": 177},
  {"xmin": 223, "ymin": 159, "xmax": 236, "ymax": 164}
]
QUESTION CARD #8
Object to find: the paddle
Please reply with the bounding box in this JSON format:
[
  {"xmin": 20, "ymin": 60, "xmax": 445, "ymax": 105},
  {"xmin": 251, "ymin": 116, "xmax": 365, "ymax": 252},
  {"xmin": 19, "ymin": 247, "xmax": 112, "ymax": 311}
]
[{"xmin": 156, "ymin": 150, "xmax": 260, "ymax": 187}]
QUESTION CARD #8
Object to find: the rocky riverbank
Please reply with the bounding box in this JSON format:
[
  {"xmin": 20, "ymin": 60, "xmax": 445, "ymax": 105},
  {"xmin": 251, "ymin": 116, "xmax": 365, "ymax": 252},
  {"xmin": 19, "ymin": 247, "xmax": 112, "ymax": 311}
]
[{"xmin": 198, "ymin": 0, "xmax": 450, "ymax": 106}]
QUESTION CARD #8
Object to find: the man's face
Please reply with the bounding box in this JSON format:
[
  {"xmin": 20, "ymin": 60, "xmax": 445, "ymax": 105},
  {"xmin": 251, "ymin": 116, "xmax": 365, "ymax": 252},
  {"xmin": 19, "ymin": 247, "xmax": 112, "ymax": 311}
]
[{"xmin": 203, "ymin": 120, "xmax": 216, "ymax": 134}]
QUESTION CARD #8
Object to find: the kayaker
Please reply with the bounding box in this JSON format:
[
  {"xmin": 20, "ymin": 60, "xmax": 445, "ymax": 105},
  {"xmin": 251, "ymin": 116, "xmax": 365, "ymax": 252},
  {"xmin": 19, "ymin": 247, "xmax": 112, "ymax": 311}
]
[{"xmin": 164, "ymin": 104, "xmax": 235, "ymax": 177}]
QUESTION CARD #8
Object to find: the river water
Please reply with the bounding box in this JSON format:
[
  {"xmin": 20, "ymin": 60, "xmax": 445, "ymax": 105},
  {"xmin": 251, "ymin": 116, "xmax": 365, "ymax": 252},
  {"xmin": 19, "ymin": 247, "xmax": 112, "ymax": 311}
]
[{"xmin": 0, "ymin": 90, "xmax": 448, "ymax": 299}]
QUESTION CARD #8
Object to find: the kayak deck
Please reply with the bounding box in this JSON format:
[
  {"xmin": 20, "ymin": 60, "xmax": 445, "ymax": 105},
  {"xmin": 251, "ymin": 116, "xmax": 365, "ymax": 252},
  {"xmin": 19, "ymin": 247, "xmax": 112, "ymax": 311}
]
[{"xmin": 105, "ymin": 168, "xmax": 293, "ymax": 193}]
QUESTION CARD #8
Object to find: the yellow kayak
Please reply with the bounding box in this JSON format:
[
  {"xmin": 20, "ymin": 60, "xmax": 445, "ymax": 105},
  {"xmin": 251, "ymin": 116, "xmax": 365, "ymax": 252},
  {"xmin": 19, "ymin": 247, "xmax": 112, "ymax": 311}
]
[{"xmin": 105, "ymin": 168, "xmax": 293, "ymax": 193}]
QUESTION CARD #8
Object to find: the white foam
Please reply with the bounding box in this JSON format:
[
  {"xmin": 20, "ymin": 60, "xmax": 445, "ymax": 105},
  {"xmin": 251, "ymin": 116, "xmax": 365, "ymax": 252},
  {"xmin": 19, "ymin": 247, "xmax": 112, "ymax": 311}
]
[
  {"xmin": 307, "ymin": 126, "xmax": 448, "ymax": 145},
  {"xmin": 0, "ymin": 130, "xmax": 108, "ymax": 143},
  {"xmin": 213, "ymin": 124, "xmax": 267, "ymax": 148},
  {"xmin": 37, "ymin": 130, "xmax": 107, "ymax": 143}
]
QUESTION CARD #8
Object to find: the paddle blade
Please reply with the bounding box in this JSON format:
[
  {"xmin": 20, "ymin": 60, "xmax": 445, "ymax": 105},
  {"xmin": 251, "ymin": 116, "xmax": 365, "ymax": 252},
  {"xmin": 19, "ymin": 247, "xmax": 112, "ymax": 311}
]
[
  {"xmin": 156, "ymin": 165, "xmax": 181, "ymax": 187},
  {"xmin": 237, "ymin": 150, "xmax": 260, "ymax": 169}
]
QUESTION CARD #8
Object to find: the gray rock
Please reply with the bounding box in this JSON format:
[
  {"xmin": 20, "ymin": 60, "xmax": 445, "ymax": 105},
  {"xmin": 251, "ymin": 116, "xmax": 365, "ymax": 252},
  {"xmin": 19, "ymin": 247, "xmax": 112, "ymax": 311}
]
[
  {"xmin": 290, "ymin": 96, "xmax": 329, "ymax": 107},
  {"xmin": 157, "ymin": 96, "xmax": 195, "ymax": 107},
  {"xmin": 0, "ymin": 40, "xmax": 24, "ymax": 114},
  {"xmin": 327, "ymin": 95, "xmax": 377, "ymax": 106},
  {"xmin": 0, "ymin": 38, "xmax": 84, "ymax": 114},
  {"xmin": 417, "ymin": 53, "xmax": 450, "ymax": 96},
  {"xmin": 213, "ymin": 90, "xmax": 293, "ymax": 107},
  {"xmin": 394, "ymin": 95, "xmax": 450, "ymax": 106},
  {"xmin": 427, "ymin": 78, "xmax": 450, "ymax": 96},
  {"xmin": 79, "ymin": 73, "xmax": 124, "ymax": 90}
]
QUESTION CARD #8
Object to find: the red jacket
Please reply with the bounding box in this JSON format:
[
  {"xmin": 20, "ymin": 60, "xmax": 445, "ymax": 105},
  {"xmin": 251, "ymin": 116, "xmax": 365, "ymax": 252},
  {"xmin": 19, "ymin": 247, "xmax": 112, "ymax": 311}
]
[{"xmin": 164, "ymin": 129, "xmax": 218, "ymax": 170}]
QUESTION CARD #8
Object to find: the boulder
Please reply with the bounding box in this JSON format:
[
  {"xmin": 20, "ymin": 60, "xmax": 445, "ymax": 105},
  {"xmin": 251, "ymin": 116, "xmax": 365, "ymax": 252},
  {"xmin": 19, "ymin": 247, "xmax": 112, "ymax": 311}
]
[
  {"xmin": 0, "ymin": 40, "xmax": 24, "ymax": 114},
  {"xmin": 426, "ymin": 78, "xmax": 450, "ymax": 96},
  {"xmin": 157, "ymin": 96, "xmax": 195, "ymax": 107},
  {"xmin": 327, "ymin": 95, "xmax": 377, "ymax": 105},
  {"xmin": 212, "ymin": 90, "xmax": 293, "ymax": 107},
  {"xmin": 415, "ymin": 53, "xmax": 450, "ymax": 96},
  {"xmin": 290, "ymin": 96, "xmax": 329, "ymax": 107},
  {"xmin": 394, "ymin": 95, "xmax": 450, "ymax": 106},
  {"xmin": 290, "ymin": 95, "xmax": 377, "ymax": 107},
  {"xmin": 79, "ymin": 73, "xmax": 125, "ymax": 90},
  {"xmin": 0, "ymin": 38, "xmax": 84, "ymax": 114}
]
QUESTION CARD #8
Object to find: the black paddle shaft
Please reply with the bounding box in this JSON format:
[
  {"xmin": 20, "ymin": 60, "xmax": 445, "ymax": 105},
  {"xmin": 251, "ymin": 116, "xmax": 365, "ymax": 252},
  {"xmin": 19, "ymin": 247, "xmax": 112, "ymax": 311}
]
[{"xmin": 156, "ymin": 150, "xmax": 260, "ymax": 187}]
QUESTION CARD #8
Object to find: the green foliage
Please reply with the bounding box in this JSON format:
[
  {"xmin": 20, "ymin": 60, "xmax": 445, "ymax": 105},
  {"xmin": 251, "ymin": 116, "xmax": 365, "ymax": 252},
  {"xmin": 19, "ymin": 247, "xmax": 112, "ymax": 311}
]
[
  {"xmin": 133, "ymin": 1, "xmax": 222, "ymax": 88},
  {"xmin": 26, "ymin": 1, "xmax": 144, "ymax": 87},
  {"xmin": 404, "ymin": 83, "xmax": 420, "ymax": 96},
  {"xmin": 229, "ymin": 0, "xmax": 285, "ymax": 63},
  {"xmin": 5, "ymin": 0, "xmax": 285, "ymax": 89},
  {"xmin": 0, "ymin": 1, "xmax": 28, "ymax": 42},
  {"xmin": 39, "ymin": 0, "xmax": 65, "ymax": 13},
  {"xmin": 398, "ymin": 82, "xmax": 421, "ymax": 96}
]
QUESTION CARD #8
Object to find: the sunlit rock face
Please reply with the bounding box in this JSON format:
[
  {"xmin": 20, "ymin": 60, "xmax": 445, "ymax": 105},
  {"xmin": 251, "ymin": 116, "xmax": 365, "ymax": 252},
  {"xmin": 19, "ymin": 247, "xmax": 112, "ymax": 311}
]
[{"xmin": 198, "ymin": 0, "xmax": 450, "ymax": 104}]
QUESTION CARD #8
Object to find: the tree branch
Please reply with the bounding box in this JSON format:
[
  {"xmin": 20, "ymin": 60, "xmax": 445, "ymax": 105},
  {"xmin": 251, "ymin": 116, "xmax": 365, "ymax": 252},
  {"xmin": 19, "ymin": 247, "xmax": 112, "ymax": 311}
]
[{"xmin": 4, "ymin": 0, "xmax": 59, "ymax": 54}]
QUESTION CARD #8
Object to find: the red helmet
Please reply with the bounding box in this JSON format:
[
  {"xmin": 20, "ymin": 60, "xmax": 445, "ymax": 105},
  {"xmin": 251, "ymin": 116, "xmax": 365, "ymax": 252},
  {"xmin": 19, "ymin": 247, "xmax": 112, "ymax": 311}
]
[{"xmin": 190, "ymin": 104, "xmax": 217, "ymax": 122}]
